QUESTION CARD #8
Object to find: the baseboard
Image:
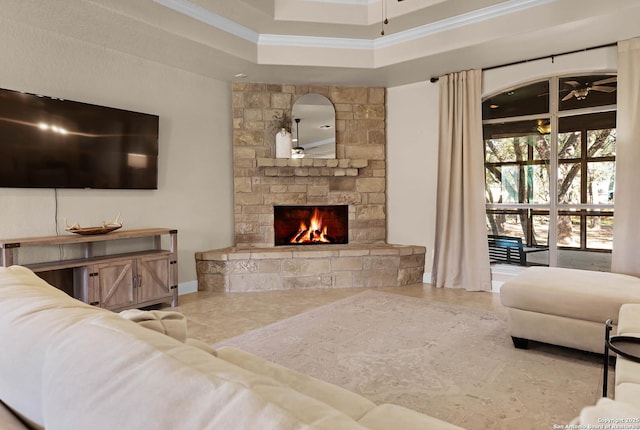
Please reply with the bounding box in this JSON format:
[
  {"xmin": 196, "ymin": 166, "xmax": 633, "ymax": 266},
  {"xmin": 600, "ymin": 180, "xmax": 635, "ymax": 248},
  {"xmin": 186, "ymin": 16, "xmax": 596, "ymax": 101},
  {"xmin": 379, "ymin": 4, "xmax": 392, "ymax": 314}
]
[
  {"xmin": 423, "ymin": 272, "xmax": 431, "ymax": 284},
  {"xmin": 178, "ymin": 280, "xmax": 198, "ymax": 296}
]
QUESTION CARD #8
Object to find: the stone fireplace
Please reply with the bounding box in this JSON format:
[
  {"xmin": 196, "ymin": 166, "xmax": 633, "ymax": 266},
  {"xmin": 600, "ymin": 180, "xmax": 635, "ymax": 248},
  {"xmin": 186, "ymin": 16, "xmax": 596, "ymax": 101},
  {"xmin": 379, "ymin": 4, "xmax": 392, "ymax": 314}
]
[
  {"xmin": 274, "ymin": 205, "xmax": 348, "ymax": 246},
  {"xmin": 195, "ymin": 83, "xmax": 425, "ymax": 292}
]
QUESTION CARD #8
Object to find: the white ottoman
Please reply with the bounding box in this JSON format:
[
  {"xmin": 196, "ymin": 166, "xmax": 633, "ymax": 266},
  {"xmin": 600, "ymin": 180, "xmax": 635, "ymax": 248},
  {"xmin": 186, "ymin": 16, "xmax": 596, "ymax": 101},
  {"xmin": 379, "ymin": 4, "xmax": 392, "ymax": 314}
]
[{"xmin": 500, "ymin": 267, "xmax": 640, "ymax": 353}]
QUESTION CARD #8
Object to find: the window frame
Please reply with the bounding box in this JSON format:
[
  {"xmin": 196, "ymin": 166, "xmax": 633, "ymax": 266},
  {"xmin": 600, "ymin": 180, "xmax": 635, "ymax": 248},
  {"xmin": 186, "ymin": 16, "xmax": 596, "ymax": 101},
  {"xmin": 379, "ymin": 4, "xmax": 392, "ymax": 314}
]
[{"xmin": 483, "ymin": 75, "xmax": 616, "ymax": 265}]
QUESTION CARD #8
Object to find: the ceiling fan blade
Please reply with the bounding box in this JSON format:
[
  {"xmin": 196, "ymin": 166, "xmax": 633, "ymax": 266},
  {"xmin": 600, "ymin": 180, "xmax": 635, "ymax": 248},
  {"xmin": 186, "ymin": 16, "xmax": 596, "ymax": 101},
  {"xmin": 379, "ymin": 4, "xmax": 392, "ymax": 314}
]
[
  {"xmin": 593, "ymin": 76, "xmax": 617, "ymax": 86},
  {"xmin": 564, "ymin": 81, "xmax": 581, "ymax": 88},
  {"xmin": 590, "ymin": 86, "xmax": 616, "ymax": 93},
  {"xmin": 562, "ymin": 90, "xmax": 576, "ymax": 101}
]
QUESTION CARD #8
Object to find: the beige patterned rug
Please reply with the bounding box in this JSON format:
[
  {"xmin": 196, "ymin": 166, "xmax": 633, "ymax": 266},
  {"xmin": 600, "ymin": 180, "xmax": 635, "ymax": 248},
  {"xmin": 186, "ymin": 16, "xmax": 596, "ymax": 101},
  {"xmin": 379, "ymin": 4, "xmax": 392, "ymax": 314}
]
[{"xmin": 215, "ymin": 290, "xmax": 604, "ymax": 430}]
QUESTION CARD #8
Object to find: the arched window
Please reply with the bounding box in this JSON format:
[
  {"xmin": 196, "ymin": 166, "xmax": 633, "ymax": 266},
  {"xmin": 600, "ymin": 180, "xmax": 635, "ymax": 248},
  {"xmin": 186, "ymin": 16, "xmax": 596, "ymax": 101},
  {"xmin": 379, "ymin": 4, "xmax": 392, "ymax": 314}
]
[{"xmin": 483, "ymin": 74, "xmax": 616, "ymax": 270}]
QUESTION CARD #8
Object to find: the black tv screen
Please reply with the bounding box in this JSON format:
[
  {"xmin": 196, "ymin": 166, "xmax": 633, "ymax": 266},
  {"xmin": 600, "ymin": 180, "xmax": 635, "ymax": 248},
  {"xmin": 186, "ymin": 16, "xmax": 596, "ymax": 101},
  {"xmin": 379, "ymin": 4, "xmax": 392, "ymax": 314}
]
[{"xmin": 0, "ymin": 87, "xmax": 159, "ymax": 189}]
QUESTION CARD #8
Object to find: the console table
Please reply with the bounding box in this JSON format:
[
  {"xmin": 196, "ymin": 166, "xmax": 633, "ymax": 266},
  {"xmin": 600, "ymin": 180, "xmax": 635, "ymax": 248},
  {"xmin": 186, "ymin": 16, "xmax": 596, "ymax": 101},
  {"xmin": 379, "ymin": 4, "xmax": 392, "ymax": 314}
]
[{"xmin": 0, "ymin": 228, "xmax": 178, "ymax": 311}]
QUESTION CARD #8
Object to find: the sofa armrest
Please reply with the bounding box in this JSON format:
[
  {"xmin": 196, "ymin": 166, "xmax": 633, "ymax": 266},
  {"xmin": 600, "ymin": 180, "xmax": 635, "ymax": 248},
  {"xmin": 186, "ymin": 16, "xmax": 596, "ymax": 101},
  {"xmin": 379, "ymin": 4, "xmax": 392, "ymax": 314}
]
[
  {"xmin": 572, "ymin": 398, "xmax": 640, "ymax": 427},
  {"xmin": 119, "ymin": 309, "xmax": 188, "ymax": 342},
  {"xmin": 215, "ymin": 346, "xmax": 375, "ymax": 421},
  {"xmin": 119, "ymin": 309, "xmax": 216, "ymax": 356}
]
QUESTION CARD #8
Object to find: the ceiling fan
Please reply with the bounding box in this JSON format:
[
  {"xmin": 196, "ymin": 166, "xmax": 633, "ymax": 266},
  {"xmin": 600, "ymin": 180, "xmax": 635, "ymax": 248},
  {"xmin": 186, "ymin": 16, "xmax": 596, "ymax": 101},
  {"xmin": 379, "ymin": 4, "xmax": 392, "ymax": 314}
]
[{"xmin": 561, "ymin": 77, "xmax": 617, "ymax": 101}]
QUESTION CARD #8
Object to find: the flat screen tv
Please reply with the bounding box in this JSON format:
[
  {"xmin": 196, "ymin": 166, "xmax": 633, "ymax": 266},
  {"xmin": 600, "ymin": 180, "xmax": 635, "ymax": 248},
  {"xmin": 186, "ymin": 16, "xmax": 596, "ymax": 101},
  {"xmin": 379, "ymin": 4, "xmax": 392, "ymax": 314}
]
[{"xmin": 0, "ymin": 87, "xmax": 159, "ymax": 189}]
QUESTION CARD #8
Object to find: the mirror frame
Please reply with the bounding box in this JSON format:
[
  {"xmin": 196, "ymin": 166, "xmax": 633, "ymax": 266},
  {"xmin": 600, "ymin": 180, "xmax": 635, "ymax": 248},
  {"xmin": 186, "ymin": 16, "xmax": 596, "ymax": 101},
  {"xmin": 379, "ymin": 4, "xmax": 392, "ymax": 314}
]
[{"xmin": 291, "ymin": 93, "xmax": 336, "ymax": 159}]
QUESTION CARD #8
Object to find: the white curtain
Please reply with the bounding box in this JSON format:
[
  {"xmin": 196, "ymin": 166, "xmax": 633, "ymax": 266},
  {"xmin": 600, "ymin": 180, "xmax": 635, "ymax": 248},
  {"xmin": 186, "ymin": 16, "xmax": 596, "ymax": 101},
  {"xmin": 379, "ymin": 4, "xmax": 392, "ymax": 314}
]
[
  {"xmin": 431, "ymin": 69, "xmax": 492, "ymax": 291},
  {"xmin": 612, "ymin": 37, "xmax": 640, "ymax": 276}
]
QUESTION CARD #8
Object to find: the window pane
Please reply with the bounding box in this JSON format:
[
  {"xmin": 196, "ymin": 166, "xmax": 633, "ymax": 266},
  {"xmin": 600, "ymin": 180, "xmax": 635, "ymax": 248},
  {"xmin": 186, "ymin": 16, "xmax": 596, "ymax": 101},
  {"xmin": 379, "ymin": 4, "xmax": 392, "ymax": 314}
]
[
  {"xmin": 559, "ymin": 75, "xmax": 617, "ymax": 111},
  {"xmin": 588, "ymin": 127, "xmax": 616, "ymax": 157},
  {"xmin": 486, "ymin": 209, "xmax": 527, "ymax": 238},
  {"xmin": 586, "ymin": 215, "xmax": 613, "ymax": 250},
  {"xmin": 558, "ymin": 131, "xmax": 581, "ymax": 159},
  {"xmin": 484, "ymin": 136, "xmax": 529, "ymax": 163},
  {"xmin": 484, "ymin": 164, "xmax": 549, "ymax": 204},
  {"xmin": 485, "ymin": 167, "xmax": 501, "ymax": 203},
  {"xmin": 557, "ymin": 215, "xmax": 580, "ymax": 248},
  {"xmin": 533, "ymin": 132, "xmax": 550, "ymax": 160},
  {"xmin": 560, "ymin": 111, "xmax": 616, "ymax": 134},
  {"xmin": 530, "ymin": 165, "xmax": 550, "ymax": 204},
  {"xmin": 484, "ymin": 120, "xmax": 550, "ymax": 162},
  {"xmin": 489, "ymin": 165, "xmax": 519, "ymax": 203},
  {"xmin": 483, "ymin": 80, "xmax": 549, "ymax": 119},
  {"xmin": 558, "ymin": 163, "xmax": 581, "ymax": 204},
  {"xmin": 587, "ymin": 161, "xmax": 615, "ymax": 205},
  {"xmin": 532, "ymin": 213, "xmax": 549, "ymax": 246}
]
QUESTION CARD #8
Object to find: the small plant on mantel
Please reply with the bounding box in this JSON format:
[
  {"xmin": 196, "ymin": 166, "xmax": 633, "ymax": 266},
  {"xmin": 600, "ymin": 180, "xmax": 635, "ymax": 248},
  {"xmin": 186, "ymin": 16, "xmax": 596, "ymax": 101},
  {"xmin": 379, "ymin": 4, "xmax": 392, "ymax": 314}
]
[{"xmin": 272, "ymin": 111, "xmax": 292, "ymax": 134}]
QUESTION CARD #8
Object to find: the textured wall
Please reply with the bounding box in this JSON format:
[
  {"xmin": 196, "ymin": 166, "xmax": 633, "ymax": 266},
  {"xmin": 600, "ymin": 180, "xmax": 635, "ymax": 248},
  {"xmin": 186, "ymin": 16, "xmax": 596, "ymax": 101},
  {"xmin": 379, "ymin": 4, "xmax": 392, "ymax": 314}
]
[
  {"xmin": 232, "ymin": 83, "xmax": 386, "ymax": 247},
  {"xmin": 0, "ymin": 15, "xmax": 234, "ymax": 288}
]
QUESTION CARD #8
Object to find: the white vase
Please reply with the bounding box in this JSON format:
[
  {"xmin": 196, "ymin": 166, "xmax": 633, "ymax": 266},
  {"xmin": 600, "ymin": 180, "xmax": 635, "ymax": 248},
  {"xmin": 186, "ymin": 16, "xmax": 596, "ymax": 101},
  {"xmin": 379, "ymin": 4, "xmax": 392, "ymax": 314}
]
[{"xmin": 275, "ymin": 128, "xmax": 292, "ymax": 158}]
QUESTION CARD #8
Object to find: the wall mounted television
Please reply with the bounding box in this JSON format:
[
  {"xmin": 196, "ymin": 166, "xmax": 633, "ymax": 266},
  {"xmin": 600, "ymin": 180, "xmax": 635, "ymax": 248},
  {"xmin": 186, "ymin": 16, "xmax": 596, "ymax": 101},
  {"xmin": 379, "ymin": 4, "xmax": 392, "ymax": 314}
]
[{"xmin": 0, "ymin": 87, "xmax": 159, "ymax": 189}]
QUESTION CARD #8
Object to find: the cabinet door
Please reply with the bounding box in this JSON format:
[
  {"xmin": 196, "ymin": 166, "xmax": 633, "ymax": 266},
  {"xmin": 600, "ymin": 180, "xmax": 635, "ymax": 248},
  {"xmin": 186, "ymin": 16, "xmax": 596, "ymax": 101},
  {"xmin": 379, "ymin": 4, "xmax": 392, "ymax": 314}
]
[
  {"xmin": 136, "ymin": 254, "xmax": 171, "ymax": 305},
  {"xmin": 96, "ymin": 260, "xmax": 135, "ymax": 310}
]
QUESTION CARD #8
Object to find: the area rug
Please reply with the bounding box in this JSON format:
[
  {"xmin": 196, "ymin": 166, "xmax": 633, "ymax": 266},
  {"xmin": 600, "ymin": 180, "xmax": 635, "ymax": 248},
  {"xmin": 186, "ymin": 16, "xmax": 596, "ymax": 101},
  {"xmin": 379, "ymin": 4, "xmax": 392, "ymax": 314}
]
[{"xmin": 215, "ymin": 290, "xmax": 604, "ymax": 430}]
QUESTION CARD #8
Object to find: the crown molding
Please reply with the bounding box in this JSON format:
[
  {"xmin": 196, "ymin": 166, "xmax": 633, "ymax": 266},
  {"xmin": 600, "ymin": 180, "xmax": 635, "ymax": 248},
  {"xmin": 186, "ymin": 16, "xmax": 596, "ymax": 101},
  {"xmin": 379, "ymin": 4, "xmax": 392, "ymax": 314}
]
[
  {"xmin": 153, "ymin": 0, "xmax": 259, "ymax": 43},
  {"xmin": 259, "ymin": 34, "xmax": 373, "ymax": 49},
  {"xmin": 300, "ymin": 0, "xmax": 375, "ymax": 4},
  {"xmin": 154, "ymin": 0, "xmax": 559, "ymax": 55},
  {"xmin": 375, "ymin": 0, "xmax": 558, "ymax": 48}
]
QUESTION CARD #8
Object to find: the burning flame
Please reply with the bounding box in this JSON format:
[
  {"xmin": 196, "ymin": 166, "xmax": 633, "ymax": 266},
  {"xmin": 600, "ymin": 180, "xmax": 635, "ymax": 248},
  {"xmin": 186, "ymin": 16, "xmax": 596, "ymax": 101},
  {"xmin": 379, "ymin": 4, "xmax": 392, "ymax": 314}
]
[{"xmin": 290, "ymin": 208, "xmax": 331, "ymax": 243}]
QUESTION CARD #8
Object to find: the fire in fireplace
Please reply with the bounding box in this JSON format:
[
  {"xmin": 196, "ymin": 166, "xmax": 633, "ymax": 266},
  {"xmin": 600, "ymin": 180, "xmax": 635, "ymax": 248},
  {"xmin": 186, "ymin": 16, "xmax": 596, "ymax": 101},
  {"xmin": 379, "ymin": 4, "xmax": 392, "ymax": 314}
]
[{"xmin": 274, "ymin": 205, "xmax": 348, "ymax": 246}]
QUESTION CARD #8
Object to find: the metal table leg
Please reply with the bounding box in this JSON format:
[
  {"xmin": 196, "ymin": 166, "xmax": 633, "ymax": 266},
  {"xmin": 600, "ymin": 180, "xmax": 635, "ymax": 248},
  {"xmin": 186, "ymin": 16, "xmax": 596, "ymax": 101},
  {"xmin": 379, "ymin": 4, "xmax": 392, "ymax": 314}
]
[{"xmin": 603, "ymin": 319, "xmax": 613, "ymax": 398}]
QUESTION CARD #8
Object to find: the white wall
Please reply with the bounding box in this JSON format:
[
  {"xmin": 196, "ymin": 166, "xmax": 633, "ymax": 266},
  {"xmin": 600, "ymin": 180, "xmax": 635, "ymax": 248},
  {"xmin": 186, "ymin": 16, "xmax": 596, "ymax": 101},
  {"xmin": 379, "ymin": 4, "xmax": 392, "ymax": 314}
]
[
  {"xmin": 386, "ymin": 46, "xmax": 618, "ymax": 278},
  {"xmin": 386, "ymin": 80, "xmax": 439, "ymax": 274},
  {"xmin": 0, "ymin": 17, "xmax": 235, "ymax": 291}
]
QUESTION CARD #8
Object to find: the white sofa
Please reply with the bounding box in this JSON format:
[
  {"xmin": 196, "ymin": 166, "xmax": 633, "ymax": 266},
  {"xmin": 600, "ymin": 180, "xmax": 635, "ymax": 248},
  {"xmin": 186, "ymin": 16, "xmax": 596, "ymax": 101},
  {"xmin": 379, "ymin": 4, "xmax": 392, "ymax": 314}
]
[
  {"xmin": 572, "ymin": 303, "xmax": 640, "ymax": 426},
  {"xmin": 0, "ymin": 265, "xmax": 464, "ymax": 430}
]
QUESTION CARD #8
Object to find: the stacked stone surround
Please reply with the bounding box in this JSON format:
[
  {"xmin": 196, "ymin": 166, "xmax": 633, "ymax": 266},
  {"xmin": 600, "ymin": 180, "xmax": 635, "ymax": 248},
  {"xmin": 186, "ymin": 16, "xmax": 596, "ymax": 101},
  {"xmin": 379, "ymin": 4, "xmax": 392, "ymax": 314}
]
[
  {"xmin": 232, "ymin": 83, "xmax": 387, "ymax": 248},
  {"xmin": 196, "ymin": 82, "xmax": 426, "ymax": 292}
]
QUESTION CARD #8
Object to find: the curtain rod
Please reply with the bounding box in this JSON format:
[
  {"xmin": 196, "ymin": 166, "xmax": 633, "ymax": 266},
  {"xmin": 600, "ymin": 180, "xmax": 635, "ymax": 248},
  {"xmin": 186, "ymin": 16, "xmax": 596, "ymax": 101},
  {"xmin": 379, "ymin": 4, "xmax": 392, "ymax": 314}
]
[{"xmin": 428, "ymin": 42, "xmax": 617, "ymax": 83}]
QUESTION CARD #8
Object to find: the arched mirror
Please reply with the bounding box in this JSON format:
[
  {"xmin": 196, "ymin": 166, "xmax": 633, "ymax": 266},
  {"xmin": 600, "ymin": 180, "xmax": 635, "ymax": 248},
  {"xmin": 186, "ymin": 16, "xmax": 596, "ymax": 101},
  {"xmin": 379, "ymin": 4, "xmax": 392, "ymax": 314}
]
[{"xmin": 291, "ymin": 93, "xmax": 336, "ymax": 159}]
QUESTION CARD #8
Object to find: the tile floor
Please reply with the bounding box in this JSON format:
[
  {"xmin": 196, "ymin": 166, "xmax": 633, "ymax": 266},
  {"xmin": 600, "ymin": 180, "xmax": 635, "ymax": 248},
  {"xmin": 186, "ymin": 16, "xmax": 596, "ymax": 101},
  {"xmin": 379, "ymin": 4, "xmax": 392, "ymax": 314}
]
[{"xmin": 172, "ymin": 283, "xmax": 505, "ymax": 346}]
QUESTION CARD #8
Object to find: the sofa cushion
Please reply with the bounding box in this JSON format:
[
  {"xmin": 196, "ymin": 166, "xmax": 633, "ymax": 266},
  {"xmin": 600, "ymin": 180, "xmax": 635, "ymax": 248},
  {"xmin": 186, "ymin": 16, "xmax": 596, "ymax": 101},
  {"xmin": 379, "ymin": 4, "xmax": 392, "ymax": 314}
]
[
  {"xmin": 614, "ymin": 357, "xmax": 640, "ymax": 387},
  {"xmin": 500, "ymin": 267, "xmax": 640, "ymax": 324},
  {"xmin": 119, "ymin": 309, "xmax": 188, "ymax": 342},
  {"xmin": 119, "ymin": 308, "xmax": 217, "ymax": 355},
  {"xmin": 216, "ymin": 346, "xmax": 376, "ymax": 421},
  {"xmin": 615, "ymin": 383, "xmax": 640, "ymax": 410},
  {"xmin": 572, "ymin": 397, "xmax": 640, "ymax": 427},
  {"xmin": 618, "ymin": 304, "xmax": 640, "ymax": 335}
]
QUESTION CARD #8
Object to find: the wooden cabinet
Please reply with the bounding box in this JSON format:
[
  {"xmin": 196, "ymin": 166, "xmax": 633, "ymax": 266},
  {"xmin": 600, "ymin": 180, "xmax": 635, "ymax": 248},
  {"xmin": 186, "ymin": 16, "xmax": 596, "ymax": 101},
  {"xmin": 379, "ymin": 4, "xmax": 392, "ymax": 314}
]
[
  {"xmin": 1, "ymin": 229, "xmax": 178, "ymax": 311},
  {"xmin": 136, "ymin": 254, "xmax": 173, "ymax": 306},
  {"xmin": 86, "ymin": 259, "xmax": 137, "ymax": 310}
]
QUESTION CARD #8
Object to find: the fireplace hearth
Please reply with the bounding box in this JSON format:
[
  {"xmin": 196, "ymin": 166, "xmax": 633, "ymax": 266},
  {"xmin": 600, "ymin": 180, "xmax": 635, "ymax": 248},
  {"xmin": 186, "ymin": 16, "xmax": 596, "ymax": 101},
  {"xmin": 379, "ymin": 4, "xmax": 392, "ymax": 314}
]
[{"xmin": 274, "ymin": 205, "xmax": 348, "ymax": 246}]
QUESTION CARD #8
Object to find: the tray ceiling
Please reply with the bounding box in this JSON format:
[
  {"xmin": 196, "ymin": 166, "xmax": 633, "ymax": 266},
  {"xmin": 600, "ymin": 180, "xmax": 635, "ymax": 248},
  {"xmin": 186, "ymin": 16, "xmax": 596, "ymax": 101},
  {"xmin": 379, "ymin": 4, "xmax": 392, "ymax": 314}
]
[{"xmin": 6, "ymin": 0, "xmax": 640, "ymax": 86}]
